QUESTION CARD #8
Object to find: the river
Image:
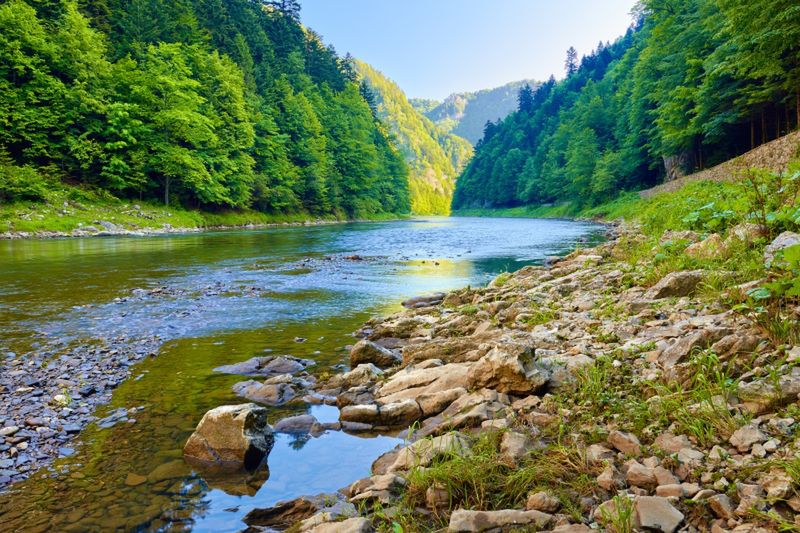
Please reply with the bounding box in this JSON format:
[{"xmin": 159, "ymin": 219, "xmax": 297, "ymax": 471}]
[{"xmin": 0, "ymin": 217, "xmax": 604, "ymax": 532}]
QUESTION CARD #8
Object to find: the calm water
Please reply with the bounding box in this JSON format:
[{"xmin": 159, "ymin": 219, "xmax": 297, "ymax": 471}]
[{"xmin": 0, "ymin": 217, "xmax": 604, "ymax": 532}]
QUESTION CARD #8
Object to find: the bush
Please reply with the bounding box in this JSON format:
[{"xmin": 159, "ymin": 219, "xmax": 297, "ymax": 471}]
[{"xmin": 0, "ymin": 163, "xmax": 49, "ymax": 202}]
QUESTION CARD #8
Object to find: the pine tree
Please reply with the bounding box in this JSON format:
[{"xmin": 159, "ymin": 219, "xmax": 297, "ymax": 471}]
[
  {"xmin": 565, "ymin": 46, "xmax": 578, "ymax": 75},
  {"xmin": 517, "ymin": 84, "xmax": 534, "ymax": 113}
]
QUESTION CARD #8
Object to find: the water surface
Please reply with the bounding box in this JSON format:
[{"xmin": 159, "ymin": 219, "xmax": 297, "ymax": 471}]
[{"xmin": 0, "ymin": 217, "xmax": 604, "ymax": 532}]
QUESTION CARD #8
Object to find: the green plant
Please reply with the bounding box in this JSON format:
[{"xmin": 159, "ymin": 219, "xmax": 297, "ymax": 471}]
[{"xmin": 600, "ymin": 494, "xmax": 635, "ymax": 533}]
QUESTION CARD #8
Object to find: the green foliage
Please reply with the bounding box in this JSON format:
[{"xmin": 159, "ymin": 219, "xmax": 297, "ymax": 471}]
[
  {"xmin": 454, "ymin": 0, "xmax": 800, "ymax": 211},
  {"xmin": 0, "ymin": 159, "xmax": 49, "ymax": 202},
  {"xmin": 0, "ymin": 0, "xmax": 410, "ymax": 221},
  {"xmin": 354, "ymin": 60, "xmax": 472, "ymax": 215}
]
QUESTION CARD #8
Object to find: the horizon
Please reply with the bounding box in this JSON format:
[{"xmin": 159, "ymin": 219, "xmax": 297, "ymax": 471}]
[{"xmin": 301, "ymin": 0, "xmax": 637, "ymax": 100}]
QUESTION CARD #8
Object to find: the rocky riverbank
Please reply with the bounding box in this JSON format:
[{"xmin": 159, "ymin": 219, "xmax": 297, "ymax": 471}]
[
  {"xmin": 0, "ymin": 335, "xmax": 160, "ymax": 490},
  {"xmin": 199, "ymin": 223, "xmax": 800, "ymax": 532}
]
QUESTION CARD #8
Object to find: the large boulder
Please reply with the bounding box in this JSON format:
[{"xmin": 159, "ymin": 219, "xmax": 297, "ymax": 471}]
[
  {"xmin": 183, "ymin": 404, "xmax": 274, "ymax": 471},
  {"xmin": 376, "ymin": 363, "xmax": 471, "ymax": 403},
  {"xmin": 645, "ymin": 270, "xmax": 705, "ymax": 299},
  {"xmin": 764, "ymin": 231, "xmax": 800, "ymax": 268},
  {"xmin": 466, "ymin": 344, "xmax": 548, "ymax": 395},
  {"xmin": 349, "ymin": 339, "xmax": 401, "ymax": 368}
]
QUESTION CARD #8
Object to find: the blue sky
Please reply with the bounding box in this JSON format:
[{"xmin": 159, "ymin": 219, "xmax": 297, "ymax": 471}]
[{"xmin": 301, "ymin": 0, "xmax": 637, "ymax": 100}]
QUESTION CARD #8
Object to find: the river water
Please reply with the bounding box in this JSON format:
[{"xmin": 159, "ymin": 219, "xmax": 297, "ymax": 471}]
[{"xmin": 0, "ymin": 217, "xmax": 604, "ymax": 532}]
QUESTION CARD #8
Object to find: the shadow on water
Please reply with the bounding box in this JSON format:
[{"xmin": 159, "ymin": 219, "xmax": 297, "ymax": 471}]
[{"xmin": 0, "ymin": 217, "xmax": 605, "ymax": 532}]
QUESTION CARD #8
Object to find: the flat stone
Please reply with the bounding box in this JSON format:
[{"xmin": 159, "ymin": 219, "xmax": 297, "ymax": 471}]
[
  {"xmin": 608, "ymin": 430, "xmax": 641, "ymax": 456},
  {"xmin": 635, "ymin": 496, "xmax": 684, "ymax": 532},
  {"xmin": 448, "ymin": 508, "xmax": 552, "ymax": 531},
  {"xmin": 729, "ymin": 424, "xmax": 767, "ymax": 452},
  {"xmin": 125, "ymin": 472, "xmax": 147, "ymax": 487}
]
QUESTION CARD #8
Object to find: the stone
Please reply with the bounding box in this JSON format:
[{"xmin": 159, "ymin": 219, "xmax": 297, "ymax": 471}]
[
  {"xmin": 526, "ymin": 491, "xmax": 560, "ymax": 513},
  {"xmin": 402, "ymin": 293, "xmax": 445, "ymax": 309},
  {"xmin": 214, "ymin": 355, "xmax": 313, "ymax": 376},
  {"xmin": 608, "ymin": 430, "xmax": 641, "ymax": 456},
  {"xmin": 334, "ymin": 364, "xmax": 384, "ymax": 389},
  {"xmin": 417, "ymin": 388, "xmax": 467, "ymax": 417},
  {"xmin": 349, "ymin": 473, "xmax": 406, "ymax": 505},
  {"xmin": 729, "ymin": 424, "xmax": 767, "ymax": 452},
  {"xmin": 759, "ymin": 468, "xmax": 793, "ymax": 499},
  {"xmin": 653, "ymin": 466, "xmax": 679, "ymax": 486},
  {"xmin": 244, "ymin": 497, "xmax": 319, "ymax": 528},
  {"xmin": 124, "ymin": 472, "xmax": 147, "ymax": 487},
  {"xmin": 685, "ymin": 233, "xmax": 727, "ymax": 259},
  {"xmin": 340, "ymin": 404, "xmax": 380, "ymax": 425},
  {"xmin": 377, "ymin": 363, "xmax": 471, "ymax": 403},
  {"xmin": 708, "ymin": 494, "xmax": 734, "ymax": 519},
  {"xmin": 645, "ymin": 270, "xmax": 704, "ymax": 299},
  {"xmin": 586, "ymin": 443, "xmax": 615, "ymax": 464},
  {"xmin": 273, "ymin": 414, "xmax": 320, "ymax": 434},
  {"xmin": 426, "ymin": 483, "xmax": 450, "ymax": 510},
  {"xmin": 232, "ymin": 380, "xmax": 297, "ymax": 406},
  {"xmin": 349, "ymin": 340, "xmax": 401, "ymax": 369},
  {"xmin": 660, "ymin": 230, "xmax": 700, "ymax": 245},
  {"xmin": 183, "ymin": 404, "xmax": 274, "ymax": 470},
  {"xmin": 764, "ymin": 231, "xmax": 800, "ymax": 268},
  {"xmin": 728, "ymin": 223, "xmax": 768, "ymax": 244},
  {"xmin": 466, "ymin": 344, "xmax": 548, "ymax": 395},
  {"xmin": 378, "ymin": 399, "xmax": 423, "ymax": 427},
  {"xmin": 388, "ymin": 432, "xmax": 472, "ymax": 472},
  {"xmin": 634, "ymin": 496, "xmax": 684, "ymax": 532},
  {"xmin": 656, "ymin": 484, "xmax": 684, "ymax": 498},
  {"xmin": 626, "ymin": 461, "xmax": 657, "ymax": 489},
  {"xmin": 500, "ymin": 431, "xmax": 533, "ymax": 465},
  {"xmin": 597, "ymin": 465, "xmax": 619, "ymax": 490},
  {"xmin": 659, "ymin": 328, "xmax": 730, "ymax": 367},
  {"xmin": 447, "ymin": 509, "xmax": 552, "ymax": 532},
  {"xmin": 306, "ymin": 517, "xmax": 373, "ymax": 533}
]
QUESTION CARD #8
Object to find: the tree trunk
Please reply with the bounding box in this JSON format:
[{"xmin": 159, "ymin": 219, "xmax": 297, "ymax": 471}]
[
  {"xmin": 776, "ymin": 107, "xmax": 781, "ymax": 139},
  {"xmin": 761, "ymin": 109, "xmax": 767, "ymax": 144},
  {"xmin": 750, "ymin": 116, "xmax": 755, "ymax": 150}
]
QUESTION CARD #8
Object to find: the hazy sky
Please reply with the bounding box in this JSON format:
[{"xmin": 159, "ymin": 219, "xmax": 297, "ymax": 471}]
[{"xmin": 301, "ymin": 0, "xmax": 638, "ymax": 100}]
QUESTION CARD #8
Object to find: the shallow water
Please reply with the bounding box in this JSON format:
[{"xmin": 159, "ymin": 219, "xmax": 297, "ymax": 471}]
[{"xmin": 0, "ymin": 216, "xmax": 604, "ymax": 532}]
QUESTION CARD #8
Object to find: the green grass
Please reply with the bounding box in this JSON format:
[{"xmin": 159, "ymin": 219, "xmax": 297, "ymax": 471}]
[{"xmin": 0, "ymin": 183, "xmax": 406, "ymax": 235}]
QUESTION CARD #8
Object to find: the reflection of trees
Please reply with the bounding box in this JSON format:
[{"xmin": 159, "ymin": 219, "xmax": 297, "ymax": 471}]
[{"xmin": 289, "ymin": 433, "xmax": 311, "ymax": 450}]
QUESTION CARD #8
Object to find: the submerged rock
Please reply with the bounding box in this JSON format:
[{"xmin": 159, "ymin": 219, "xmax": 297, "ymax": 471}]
[
  {"xmin": 213, "ymin": 355, "xmax": 314, "ymax": 377},
  {"xmin": 183, "ymin": 404, "xmax": 274, "ymax": 471}
]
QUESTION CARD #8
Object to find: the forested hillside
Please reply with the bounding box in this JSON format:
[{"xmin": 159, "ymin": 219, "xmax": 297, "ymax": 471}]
[
  {"xmin": 0, "ymin": 0, "xmax": 410, "ymax": 219},
  {"xmin": 355, "ymin": 61, "xmax": 472, "ymax": 215},
  {"xmin": 453, "ymin": 0, "xmax": 800, "ymax": 211},
  {"xmin": 411, "ymin": 80, "xmax": 538, "ymax": 145}
]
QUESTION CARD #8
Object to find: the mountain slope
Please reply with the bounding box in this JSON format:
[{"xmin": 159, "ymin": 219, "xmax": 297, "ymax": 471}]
[
  {"xmin": 355, "ymin": 60, "xmax": 473, "ymax": 215},
  {"xmin": 412, "ymin": 80, "xmax": 539, "ymax": 145}
]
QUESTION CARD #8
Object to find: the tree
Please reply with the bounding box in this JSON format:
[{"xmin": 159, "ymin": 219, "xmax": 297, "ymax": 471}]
[
  {"xmin": 517, "ymin": 84, "xmax": 534, "ymax": 113},
  {"xmin": 264, "ymin": 0, "xmax": 300, "ymax": 20},
  {"xmin": 565, "ymin": 46, "xmax": 578, "ymax": 75}
]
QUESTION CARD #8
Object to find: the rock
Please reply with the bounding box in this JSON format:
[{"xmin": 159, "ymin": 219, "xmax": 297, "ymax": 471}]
[
  {"xmin": 729, "ymin": 424, "xmax": 767, "ymax": 452},
  {"xmin": 500, "ymin": 431, "xmax": 533, "ymax": 465},
  {"xmin": 244, "ymin": 497, "xmax": 318, "ymax": 528},
  {"xmin": 426, "ymin": 483, "xmax": 450, "ymax": 510},
  {"xmin": 659, "ymin": 327, "xmax": 730, "ymax": 367},
  {"xmin": 645, "ymin": 270, "xmax": 704, "ymax": 299},
  {"xmin": 273, "ymin": 414, "xmax": 320, "ymax": 435},
  {"xmin": 656, "ymin": 484, "xmax": 684, "ymax": 497},
  {"xmin": 378, "ymin": 399, "xmax": 423, "ymax": 427},
  {"xmin": 586, "ymin": 443, "xmax": 615, "ymax": 465},
  {"xmin": 0, "ymin": 426, "xmax": 19, "ymax": 437},
  {"xmin": 526, "ymin": 491, "xmax": 560, "ymax": 513},
  {"xmin": 402, "ymin": 293, "xmax": 445, "ymax": 309},
  {"xmin": 466, "ymin": 344, "xmax": 548, "ymax": 395},
  {"xmin": 685, "ymin": 233, "xmax": 727, "ymax": 259},
  {"xmin": 660, "ymin": 230, "xmax": 699, "ymax": 245},
  {"xmin": 214, "ymin": 355, "xmax": 313, "ymax": 376},
  {"xmin": 447, "ymin": 509, "xmax": 552, "ymax": 532},
  {"xmin": 333, "ymin": 364, "xmax": 383, "ymax": 389},
  {"xmin": 417, "ymin": 387, "xmax": 467, "ymax": 417},
  {"xmin": 708, "ymin": 494, "xmax": 734, "ymax": 519},
  {"xmin": 183, "ymin": 404, "xmax": 274, "ymax": 470},
  {"xmin": 764, "ymin": 231, "xmax": 800, "ymax": 267},
  {"xmin": 306, "ymin": 517, "xmax": 373, "ymax": 533},
  {"xmin": 124, "ymin": 472, "xmax": 147, "ymax": 487},
  {"xmin": 349, "ymin": 473, "xmax": 406, "ymax": 505},
  {"xmin": 653, "ymin": 432, "xmax": 692, "ymax": 454},
  {"xmin": 232, "ymin": 377, "xmax": 303, "ymax": 406},
  {"xmin": 634, "ymin": 496, "xmax": 684, "ymax": 532},
  {"xmin": 377, "ymin": 363, "xmax": 470, "ymax": 403},
  {"xmin": 340, "ymin": 404, "xmax": 380, "ymax": 425},
  {"xmin": 608, "ymin": 430, "xmax": 641, "ymax": 456},
  {"xmin": 626, "ymin": 461, "xmax": 657, "ymax": 489},
  {"xmin": 98, "ymin": 220, "xmax": 118, "ymax": 231},
  {"xmin": 759, "ymin": 468, "xmax": 793, "ymax": 499},
  {"xmin": 597, "ymin": 465, "xmax": 619, "ymax": 490},
  {"xmin": 388, "ymin": 432, "xmax": 472, "ymax": 472},
  {"xmin": 728, "ymin": 223, "xmax": 768, "ymax": 244},
  {"xmin": 349, "ymin": 340, "xmax": 401, "ymax": 369}
]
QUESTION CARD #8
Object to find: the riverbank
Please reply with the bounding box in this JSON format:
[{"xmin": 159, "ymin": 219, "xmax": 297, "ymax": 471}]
[
  {"xmin": 220, "ymin": 172, "xmax": 800, "ymax": 531},
  {"xmin": 0, "ymin": 186, "xmax": 407, "ymax": 240}
]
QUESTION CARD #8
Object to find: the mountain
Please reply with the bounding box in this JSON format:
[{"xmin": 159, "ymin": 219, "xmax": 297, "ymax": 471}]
[
  {"xmin": 355, "ymin": 60, "xmax": 473, "ymax": 215},
  {"xmin": 453, "ymin": 0, "xmax": 800, "ymax": 211},
  {"xmin": 0, "ymin": 0, "xmax": 410, "ymax": 219},
  {"xmin": 411, "ymin": 80, "xmax": 539, "ymax": 145}
]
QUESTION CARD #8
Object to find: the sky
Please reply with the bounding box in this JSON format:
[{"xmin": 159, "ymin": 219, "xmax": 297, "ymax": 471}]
[{"xmin": 301, "ymin": 0, "xmax": 638, "ymax": 101}]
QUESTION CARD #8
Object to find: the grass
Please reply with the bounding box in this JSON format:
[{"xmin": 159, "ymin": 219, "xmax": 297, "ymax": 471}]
[{"xmin": 0, "ymin": 182, "xmax": 406, "ymax": 235}]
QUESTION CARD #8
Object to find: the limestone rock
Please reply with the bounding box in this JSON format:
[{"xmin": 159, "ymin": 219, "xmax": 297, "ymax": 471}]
[
  {"xmin": 526, "ymin": 491, "xmax": 560, "ymax": 513},
  {"xmin": 389, "ymin": 432, "xmax": 472, "ymax": 472},
  {"xmin": 608, "ymin": 430, "xmax": 641, "ymax": 456},
  {"xmin": 634, "ymin": 496, "xmax": 684, "ymax": 532},
  {"xmin": 729, "ymin": 424, "xmax": 767, "ymax": 452},
  {"xmin": 448, "ymin": 508, "xmax": 552, "ymax": 532},
  {"xmin": 349, "ymin": 340, "xmax": 401, "ymax": 368},
  {"xmin": 306, "ymin": 517, "xmax": 373, "ymax": 533},
  {"xmin": 645, "ymin": 270, "xmax": 704, "ymax": 299},
  {"xmin": 183, "ymin": 404, "xmax": 274, "ymax": 470},
  {"xmin": 500, "ymin": 431, "xmax": 533, "ymax": 465},
  {"xmin": 214, "ymin": 355, "xmax": 313, "ymax": 376},
  {"xmin": 466, "ymin": 344, "xmax": 548, "ymax": 395},
  {"xmin": 764, "ymin": 231, "xmax": 800, "ymax": 268},
  {"xmin": 685, "ymin": 233, "xmax": 727, "ymax": 259}
]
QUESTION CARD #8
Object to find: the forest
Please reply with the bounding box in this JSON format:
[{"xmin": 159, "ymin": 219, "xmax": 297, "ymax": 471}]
[
  {"xmin": 355, "ymin": 60, "xmax": 473, "ymax": 215},
  {"xmin": 0, "ymin": 0, "xmax": 411, "ymax": 219},
  {"xmin": 453, "ymin": 0, "xmax": 800, "ymax": 211}
]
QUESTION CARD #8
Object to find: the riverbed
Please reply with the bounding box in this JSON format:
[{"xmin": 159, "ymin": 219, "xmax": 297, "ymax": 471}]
[{"xmin": 0, "ymin": 217, "xmax": 604, "ymax": 532}]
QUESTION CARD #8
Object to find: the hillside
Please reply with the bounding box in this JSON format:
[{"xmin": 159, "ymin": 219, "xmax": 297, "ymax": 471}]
[
  {"xmin": 356, "ymin": 60, "xmax": 473, "ymax": 215},
  {"xmin": 453, "ymin": 0, "xmax": 800, "ymax": 212},
  {"xmin": 0, "ymin": 0, "xmax": 410, "ymax": 224},
  {"xmin": 411, "ymin": 80, "xmax": 539, "ymax": 145}
]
